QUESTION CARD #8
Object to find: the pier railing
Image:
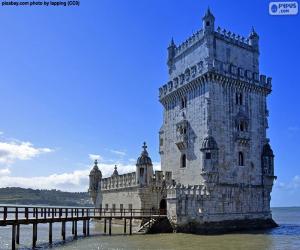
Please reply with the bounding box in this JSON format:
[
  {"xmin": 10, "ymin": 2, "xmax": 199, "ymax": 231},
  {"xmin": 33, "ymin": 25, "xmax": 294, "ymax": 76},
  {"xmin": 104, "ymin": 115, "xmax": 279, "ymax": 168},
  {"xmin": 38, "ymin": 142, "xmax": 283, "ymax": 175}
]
[{"xmin": 0, "ymin": 205, "xmax": 166, "ymax": 249}]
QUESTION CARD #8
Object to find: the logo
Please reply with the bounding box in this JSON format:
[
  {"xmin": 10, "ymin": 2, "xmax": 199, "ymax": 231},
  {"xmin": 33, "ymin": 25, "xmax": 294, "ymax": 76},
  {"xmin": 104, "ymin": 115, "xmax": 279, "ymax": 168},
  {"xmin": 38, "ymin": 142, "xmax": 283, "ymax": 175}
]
[{"xmin": 269, "ymin": 1, "xmax": 298, "ymax": 15}]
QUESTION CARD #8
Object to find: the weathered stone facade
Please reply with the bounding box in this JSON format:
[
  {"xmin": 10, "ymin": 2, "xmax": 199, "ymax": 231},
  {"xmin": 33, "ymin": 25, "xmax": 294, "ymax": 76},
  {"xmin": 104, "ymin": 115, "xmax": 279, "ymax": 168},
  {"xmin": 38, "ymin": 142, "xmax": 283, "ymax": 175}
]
[{"xmin": 89, "ymin": 9, "xmax": 277, "ymax": 233}]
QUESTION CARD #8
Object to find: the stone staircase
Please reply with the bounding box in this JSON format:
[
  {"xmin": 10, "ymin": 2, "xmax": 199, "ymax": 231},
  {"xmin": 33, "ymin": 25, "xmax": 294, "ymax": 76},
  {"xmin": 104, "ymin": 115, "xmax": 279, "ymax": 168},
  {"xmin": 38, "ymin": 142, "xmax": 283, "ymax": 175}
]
[{"xmin": 137, "ymin": 218, "xmax": 157, "ymax": 233}]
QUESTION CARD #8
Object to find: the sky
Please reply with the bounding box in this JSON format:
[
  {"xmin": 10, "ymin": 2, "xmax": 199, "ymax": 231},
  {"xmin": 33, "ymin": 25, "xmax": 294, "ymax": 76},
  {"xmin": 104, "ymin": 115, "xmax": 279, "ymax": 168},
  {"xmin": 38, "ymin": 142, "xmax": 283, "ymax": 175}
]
[{"xmin": 0, "ymin": 0, "xmax": 299, "ymax": 207}]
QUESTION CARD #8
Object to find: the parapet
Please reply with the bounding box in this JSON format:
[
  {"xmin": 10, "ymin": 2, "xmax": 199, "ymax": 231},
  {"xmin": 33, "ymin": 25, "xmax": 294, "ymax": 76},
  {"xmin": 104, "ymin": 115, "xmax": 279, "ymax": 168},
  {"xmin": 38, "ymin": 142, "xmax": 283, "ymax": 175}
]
[
  {"xmin": 215, "ymin": 27, "xmax": 256, "ymax": 51},
  {"xmin": 101, "ymin": 172, "xmax": 137, "ymax": 190}
]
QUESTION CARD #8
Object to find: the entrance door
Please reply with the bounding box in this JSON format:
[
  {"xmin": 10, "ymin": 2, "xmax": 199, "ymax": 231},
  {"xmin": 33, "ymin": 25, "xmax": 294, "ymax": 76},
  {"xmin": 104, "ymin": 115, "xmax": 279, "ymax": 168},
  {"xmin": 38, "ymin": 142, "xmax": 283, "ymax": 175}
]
[{"xmin": 159, "ymin": 199, "xmax": 167, "ymax": 215}]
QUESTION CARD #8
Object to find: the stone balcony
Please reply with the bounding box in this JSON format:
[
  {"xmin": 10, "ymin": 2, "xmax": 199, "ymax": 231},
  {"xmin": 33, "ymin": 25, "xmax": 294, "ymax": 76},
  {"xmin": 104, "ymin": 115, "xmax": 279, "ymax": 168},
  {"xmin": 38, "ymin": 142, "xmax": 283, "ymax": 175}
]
[
  {"xmin": 235, "ymin": 131, "xmax": 251, "ymax": 145},
  {"xmin": 175, "ymin": 134, "xmax": 188, "ymax": 151}
]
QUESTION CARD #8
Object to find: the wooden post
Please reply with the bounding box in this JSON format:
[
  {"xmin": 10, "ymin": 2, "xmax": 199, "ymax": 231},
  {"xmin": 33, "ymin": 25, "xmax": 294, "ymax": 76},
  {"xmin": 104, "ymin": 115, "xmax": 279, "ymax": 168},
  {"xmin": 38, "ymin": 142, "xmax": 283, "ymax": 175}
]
[
  {"xmin": 12, "ymin": 224, "xmax": 16, "ymax": 250},
  {"xmin": 124, "ymin": 218, "xmax": 127, "ymax": 234},
  {"xmin": 109, "ymin": 218, "xmax": 112, "ymax": 236},
  {"xmin": 4, "ymin": 207, "xmax": 7, "ymax": 221},
  {"xmin": 83, "ymin": 220, "xmax": 87, "ymax": 236},
  {"xmin": 49, "ymin": 222, "xmax": 53, "ymax": 244},
  {"xmin": 72, "ymin": 221, "xmax": 75, "ymax": 235},
  {"xmin": 32, "ymin": 223, "xmax": 37, "ymax": 248},
  {"xmin": 129, "ymin": 219, "xmax": 132, "ymax": 235},
  {"xmin": 74, "ymin": 221, "xmax": 77, "ymax": 239},
  {"xmin": 25, "ymin": 207, "xmax": 28, "ymax": 220},
  {"xmin": 62, "ymin": 221, "xmax": 66, "ymax": 240},
  {"xmin": 104, "ymin": 218, "xmax": 107, "ymax": 234},
  {"xmin": 16, "ymin": 224, "xmax": 20, "ymax": 244},
  {"xmin": 87, "ymin": 219, "xmax": 90, "ymax": 236}
]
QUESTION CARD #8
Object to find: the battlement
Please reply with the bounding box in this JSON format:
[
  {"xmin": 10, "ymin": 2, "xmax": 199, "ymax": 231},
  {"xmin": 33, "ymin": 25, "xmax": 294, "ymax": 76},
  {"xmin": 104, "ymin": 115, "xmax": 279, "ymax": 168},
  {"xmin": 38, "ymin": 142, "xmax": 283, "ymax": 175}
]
[
  {"xmin": 170, "ymin": 25, "xmax": 257, "ymax": 62},
  {"xmin": 215, "ymin": 26, "xmax": 254, "ymax": 51},
  {"xmin": 173, "ymin": 29, "xmax": 205, "ymax": 57}
]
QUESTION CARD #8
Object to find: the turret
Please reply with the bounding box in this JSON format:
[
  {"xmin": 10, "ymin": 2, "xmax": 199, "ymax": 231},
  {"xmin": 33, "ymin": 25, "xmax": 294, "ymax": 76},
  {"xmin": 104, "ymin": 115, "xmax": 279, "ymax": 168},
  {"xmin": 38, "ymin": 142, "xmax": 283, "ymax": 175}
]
[
  {"xmin": 136, "ymin": 142, "xmax": 153, "ymax": 186},
  {"xmin": 261, "ymin": 142, "xmax": 275, "ymax": 178},
  {"xmin": 202, "ymin": 8, "xmax": 215, "ymax": 34},
  {"xmin": 248, "ymin": 27, "xmax": 259, "ymax": 51},
  {"xmin": 167, "ymin": 38, "xmax": 176, "ymax": 68},
  {"xmin": 200, "ymin": 135, "xmax": 219, "ymax": 184},
  {"xmin": 112, "ymin": 165, "xmax": 119, "ymax": 177},
  {"xmin": 88, "ymin": 159, "xmax": 102, "ymax": 204}
]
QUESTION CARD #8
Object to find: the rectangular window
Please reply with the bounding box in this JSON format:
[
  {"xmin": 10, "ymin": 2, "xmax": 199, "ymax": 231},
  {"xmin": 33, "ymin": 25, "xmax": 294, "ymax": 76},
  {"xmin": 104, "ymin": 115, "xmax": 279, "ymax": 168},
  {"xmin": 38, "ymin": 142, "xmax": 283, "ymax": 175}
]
[
  {"xmin": 160, "ymin": 138, "xmax": 163, "ymax": 146},
  {"xmin": 120, "ymin": 204, "xmax": 123, "ymax": 211},
  {"xmin": 105, "ymin": 204, "xmax": 108, "ymax": 210},
  {"xmin": 128, "ymin": 204, "xmax": 132, "ymax": 210},
  {"xmin": 112, "ymin": 204, "xmax": 116, "ymax": 212}
]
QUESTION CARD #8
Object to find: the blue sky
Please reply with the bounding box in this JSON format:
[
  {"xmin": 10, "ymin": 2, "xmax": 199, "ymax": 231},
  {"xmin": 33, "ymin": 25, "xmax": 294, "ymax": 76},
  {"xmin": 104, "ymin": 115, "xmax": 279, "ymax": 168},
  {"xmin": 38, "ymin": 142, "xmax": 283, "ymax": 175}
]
[{"xmin": 0, "ymin": 0, "xmax": 299, "ymax": 206}]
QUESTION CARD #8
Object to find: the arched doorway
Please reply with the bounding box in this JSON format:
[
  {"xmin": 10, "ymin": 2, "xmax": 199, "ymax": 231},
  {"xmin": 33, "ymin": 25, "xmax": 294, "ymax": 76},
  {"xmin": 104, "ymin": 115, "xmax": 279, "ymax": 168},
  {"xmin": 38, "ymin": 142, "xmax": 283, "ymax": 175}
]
[{"xmin": 159, "ymin": 199, "xmax": 167, "ymax": 215}]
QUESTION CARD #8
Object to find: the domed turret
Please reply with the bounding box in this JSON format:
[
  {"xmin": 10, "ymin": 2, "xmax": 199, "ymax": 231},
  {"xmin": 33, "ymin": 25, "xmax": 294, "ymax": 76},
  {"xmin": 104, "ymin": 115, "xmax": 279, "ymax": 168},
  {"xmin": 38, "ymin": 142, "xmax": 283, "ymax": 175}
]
[
  {"xmin": 136, "ymin": 142, "xmax": 153, "ymax": 166},
  {"xmin": 200, "ymin": 136, "xmax": 219, "ymax": 182},
  {"xmin": 112, "ymin": 165, "xmax": 119, "ymax": 177},
  {"xmin": 262, "ymin": 142, "xmax": 275, "ymax": 177},
  {"xmin": 201, "ymin": 136, "xmax": 218, "ymax": 151},
  {"xmin": 262, "ymin": 143, "xmax": 274, "ymax": 157},
  {"xmin": 136, "ymin": 142, "xmax": 153, "ymax": 186},
  {"xmin": 89, "ymin": 159, "xmax": 102, "ymax": 204}
]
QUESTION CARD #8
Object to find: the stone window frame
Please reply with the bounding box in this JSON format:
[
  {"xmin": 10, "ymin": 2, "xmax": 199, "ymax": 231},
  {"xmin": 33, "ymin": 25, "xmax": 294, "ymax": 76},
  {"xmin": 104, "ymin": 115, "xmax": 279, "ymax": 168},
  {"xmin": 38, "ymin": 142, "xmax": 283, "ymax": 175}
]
[
  {"xmin": 180, "ymin": 96, "xmax": 187, "ymax": 109},
  {"xmin": 238, "ymin": 152, "xmax": 244, "ymax": 166},
  {"xmin": 180, "ymin": 154, "xmax": 187, "ymax": 168}
]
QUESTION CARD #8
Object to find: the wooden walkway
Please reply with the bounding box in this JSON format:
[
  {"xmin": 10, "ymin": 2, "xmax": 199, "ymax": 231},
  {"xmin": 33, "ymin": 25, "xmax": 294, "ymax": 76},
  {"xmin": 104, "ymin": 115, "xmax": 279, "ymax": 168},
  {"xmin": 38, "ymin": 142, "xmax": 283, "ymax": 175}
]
[{"xmin": 0, "ymin": 205, "xmax": 166, "ymax": 249}]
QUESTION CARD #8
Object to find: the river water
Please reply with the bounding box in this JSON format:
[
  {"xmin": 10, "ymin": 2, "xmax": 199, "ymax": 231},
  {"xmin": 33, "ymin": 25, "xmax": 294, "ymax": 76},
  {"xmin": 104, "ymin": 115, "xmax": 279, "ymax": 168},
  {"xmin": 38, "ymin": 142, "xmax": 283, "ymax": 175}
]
[{"xmin": 0, "ymin": 207, "xmax": 299, "ymax": 249}]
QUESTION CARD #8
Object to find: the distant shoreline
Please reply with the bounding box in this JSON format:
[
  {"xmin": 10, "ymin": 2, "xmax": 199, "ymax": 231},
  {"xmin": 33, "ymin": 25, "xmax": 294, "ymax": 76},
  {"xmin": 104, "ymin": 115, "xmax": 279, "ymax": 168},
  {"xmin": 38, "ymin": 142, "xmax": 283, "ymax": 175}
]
[{"xmin": 0, "ymin": 187, "xmax": 93, "ymax": 207}]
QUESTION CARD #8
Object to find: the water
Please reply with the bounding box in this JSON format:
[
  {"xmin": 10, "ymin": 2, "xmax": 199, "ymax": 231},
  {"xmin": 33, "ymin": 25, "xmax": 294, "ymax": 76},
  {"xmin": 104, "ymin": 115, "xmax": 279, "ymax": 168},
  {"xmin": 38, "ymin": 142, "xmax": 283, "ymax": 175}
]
[{"xmin": 0, "ymin": 207, "xmax": 299, "ymax": 249}]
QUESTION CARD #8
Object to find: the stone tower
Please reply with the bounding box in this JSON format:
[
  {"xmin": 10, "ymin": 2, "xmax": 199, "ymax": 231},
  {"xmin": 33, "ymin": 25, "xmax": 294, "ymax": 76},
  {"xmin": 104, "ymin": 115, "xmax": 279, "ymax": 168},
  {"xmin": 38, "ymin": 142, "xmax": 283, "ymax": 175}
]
[
  {"xmin": 136, "ymin": 142, "xmax": 154, "ymax": 186},
  {"xmin": 159, "ymin": 9, "xmax": 276, "ymax": 226},
  {"xmin": 89, "ymin": 159, "xmax": 102, "ymax": 204}
]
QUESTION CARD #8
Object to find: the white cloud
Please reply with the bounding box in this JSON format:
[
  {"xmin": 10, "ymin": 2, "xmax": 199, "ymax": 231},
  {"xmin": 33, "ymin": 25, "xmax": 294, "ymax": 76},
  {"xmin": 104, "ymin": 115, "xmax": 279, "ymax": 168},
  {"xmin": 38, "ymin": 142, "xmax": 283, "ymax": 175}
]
[
  {"xmin": 0, "ymin": 162, "xmax": 161, "ymax": 192},
  {"xmin": 110, "ymin": 149, "xmax": 126, "ymax": 157},
  {"xmin": 88, "ymin": 154, "xmax": 102, "ymax": 161},
  {"xmin": 0, "ymin": 168, "xmax": 10, "ymax": 177},
  {"xmin": 0, "ymin": 131, "xmax": 3, "ymax": 135},
  {"xmin": 0, "ymin": 168, "xmax": 90, "ymax": 192},
  {"xmin": 0, "ymin": 141, "xmax": 52, "ymax": 165}
]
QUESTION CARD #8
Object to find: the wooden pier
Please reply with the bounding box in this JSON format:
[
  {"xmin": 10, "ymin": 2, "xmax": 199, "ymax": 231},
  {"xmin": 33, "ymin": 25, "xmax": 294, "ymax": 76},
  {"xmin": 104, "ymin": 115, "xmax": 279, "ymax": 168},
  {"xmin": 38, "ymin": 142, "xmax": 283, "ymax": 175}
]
[{"xmin": 0, "ymin": 205, "xmax": 166, "ymax": 249}]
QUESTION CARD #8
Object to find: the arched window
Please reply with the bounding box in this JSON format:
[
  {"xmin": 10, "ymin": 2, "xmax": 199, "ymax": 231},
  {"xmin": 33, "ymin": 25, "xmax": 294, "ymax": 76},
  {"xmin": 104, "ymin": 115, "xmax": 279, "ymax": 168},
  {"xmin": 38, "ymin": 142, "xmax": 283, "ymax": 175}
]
[
  {"xmin": 239, "ymin": 93, "xmax": 243, "ymax": 105},
  {"xmin": 238, "ymin": 152, "xmax": 244, "ymax": 166},
  {"xmin": 181, "ymin": 154, "xmax": 186, "ymax": 168},
  {"xmin": 235, "ymin": 93, "xmax": 243, "ymax": 105},
  {"xmin": 180, "ymin": 96, "xmax": 187, "ymax": 109}
]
